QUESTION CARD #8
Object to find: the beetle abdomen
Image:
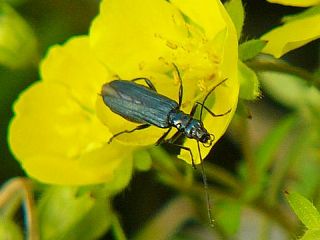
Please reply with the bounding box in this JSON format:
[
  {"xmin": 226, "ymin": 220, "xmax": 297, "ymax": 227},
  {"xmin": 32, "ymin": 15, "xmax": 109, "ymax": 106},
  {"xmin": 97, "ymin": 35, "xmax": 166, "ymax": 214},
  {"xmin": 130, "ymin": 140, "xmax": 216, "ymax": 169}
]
[{"xmin": 101, "ymin": 80, "xmax": 178, "ymax": 128}]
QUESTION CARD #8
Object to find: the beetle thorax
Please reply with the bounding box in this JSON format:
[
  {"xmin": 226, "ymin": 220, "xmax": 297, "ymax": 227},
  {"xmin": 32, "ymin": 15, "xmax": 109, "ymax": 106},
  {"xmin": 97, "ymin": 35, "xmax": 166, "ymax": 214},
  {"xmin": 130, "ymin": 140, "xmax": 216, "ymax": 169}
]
[{"xmin": 168, "ymin": 109, "xmax": 211, "ymax": 143}]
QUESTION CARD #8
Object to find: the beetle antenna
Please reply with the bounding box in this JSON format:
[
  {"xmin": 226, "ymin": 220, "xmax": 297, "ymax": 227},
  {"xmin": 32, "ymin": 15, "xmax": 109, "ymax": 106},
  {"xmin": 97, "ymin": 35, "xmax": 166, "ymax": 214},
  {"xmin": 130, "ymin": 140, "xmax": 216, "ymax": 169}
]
[
  {"xmin": 197, "ymin": 141, "xmax": 214, "ymax": 227},
  {"xmin": 200, "ymin": 78, "xmax": 228, "ymax": 122}
]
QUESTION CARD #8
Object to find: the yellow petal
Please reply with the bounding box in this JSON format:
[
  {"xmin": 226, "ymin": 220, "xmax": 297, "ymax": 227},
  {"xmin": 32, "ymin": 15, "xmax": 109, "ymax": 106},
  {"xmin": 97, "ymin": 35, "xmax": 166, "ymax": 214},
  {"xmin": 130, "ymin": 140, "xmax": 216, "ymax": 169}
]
[
  {"xmin": 267, "ymin": 0, "xmax": 320, "ymax": 7},
  {"xmin": 171, "ymin": 0, "xmax": 226, "ymax": 39},
  {"xmin": 90, "ymin": 0, "xmax": 188, "ymax": 78},
  {"xmin": 90, "ymin": 0, "xmax": 239, "ymax": 164},
  {"xmin": 90, "ymin": 0, "xmax": 196, "ymax": 145},
  {"xmin": 261, "ymin": 14, "xmax": 320, "ymax": 57},
  {"xmin": 21, "ymin": 144, "xmax": 133, "ymax": 185},
  {"xmin": 9, "ymin": 81, "xmax": 133, "ymax": 185},
  {"xmin": 179, "ymin": 0, "xmax": 239, "ymax": 164},
  {"xmin": 40, "ymin": 36, "xmax": 110, "ymax": 111}
]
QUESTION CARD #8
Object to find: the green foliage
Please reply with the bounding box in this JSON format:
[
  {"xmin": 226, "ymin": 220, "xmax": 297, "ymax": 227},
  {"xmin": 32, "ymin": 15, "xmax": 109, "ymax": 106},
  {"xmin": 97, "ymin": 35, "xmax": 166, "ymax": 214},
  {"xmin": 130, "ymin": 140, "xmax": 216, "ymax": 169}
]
[
  {"xmin": 0, "ymin": 2, "xmax": 38, "ymax": 69},
  {"xmin": 38, "ymin": 186, "xmax": 111, "ymax": 240},
  {"xmin": 3, "ymin": 0, "xmax": 26, "ymax": 7},
  {"xmin": 215, "ymin": 201, "xmax": 241, "ymax": 236},
  {"xmin": 255, "ymin": 115, "xmax": 297, "ymax": 176},
  {"xmin": 102, "ymin": 156, "xmax": 133, "ymax": 195},
  {"xmin": 300, "ymin": 229, "xmax": 320, "ymax": 240},
  {"xmin": 238, "ymin": 114, "xmax": 298, "ymax": 201},
  {"xmin": 239, "ymin": 39, "xmax": 267, "ymax": 61},
  {"xmin": 134, "ymin": 149, "xmax": 152, "ymax": 171},
  {"xmin": 0, "ymin": 218, "xmax": 23, "ymax": 240},
  {"xmin": 238, "ymin": 60, "xmax": 260, "ymax": 100},
  {"xmin": 260, "ymin": 71, "xmax": 320, "ymax": 111},
  {"xmin": 282, "ymin": 5, "xmax": 320, "ymax": 22},
  {"xmin": 224, "ymin": 0, "xmax": 245, "ymax": 40},
  {"xmin": 286, "ymin": 192, "xmax": 320, "ymax": 229},
  {"xmin": 286, "ymin": 192, "xmax": 320, "ymax": 240}
]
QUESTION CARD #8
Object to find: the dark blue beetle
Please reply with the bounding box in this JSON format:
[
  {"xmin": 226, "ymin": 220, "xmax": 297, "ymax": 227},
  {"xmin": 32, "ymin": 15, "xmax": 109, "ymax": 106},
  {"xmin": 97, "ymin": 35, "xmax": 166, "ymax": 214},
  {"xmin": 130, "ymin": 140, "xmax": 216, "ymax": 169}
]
[
  {"xmin": 101, "ymin": 66, "xmax": 230, "ymax": 226},
  {"xmin": 101, "ymin": 66, "xmax": 229, "ymax": 165}
]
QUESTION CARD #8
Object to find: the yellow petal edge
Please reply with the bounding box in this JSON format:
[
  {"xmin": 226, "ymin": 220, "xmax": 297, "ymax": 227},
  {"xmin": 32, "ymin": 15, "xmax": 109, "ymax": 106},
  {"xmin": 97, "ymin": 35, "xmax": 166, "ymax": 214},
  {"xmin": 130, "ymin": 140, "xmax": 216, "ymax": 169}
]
[{"xmin": 262, "ymin": 14, "xmax": 320, "ymax": 58}]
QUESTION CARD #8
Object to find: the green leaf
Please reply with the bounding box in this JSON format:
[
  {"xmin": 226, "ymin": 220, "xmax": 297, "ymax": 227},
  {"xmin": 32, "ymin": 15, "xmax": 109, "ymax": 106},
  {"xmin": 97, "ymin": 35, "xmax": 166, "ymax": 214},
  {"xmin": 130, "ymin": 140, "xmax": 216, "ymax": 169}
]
[
  {"xmin": 235, "ymin": 100, "xmax": 252, "ymax": 119},
  {"xmin": 238, "ymin": 60, "xmax": 260, "ymax": 100},
  {"xmin": 300, "ymin": 228, "xmax": 320, "ymax": 240},
  {"xmin": 297, "ymin": 162, "xmax": 320, "ymax": 199},
  {"xmin": 224, "ymin": 0, "xmax": 245, "ymax": 40},
  {"xmin": 256, "ymin": 115, "xmax": 297, "ymax": 174},
  {"xmin": 38, "ymin": 186, "xmax": 94, "ymax": 240},
  {"xmin": 266, "ymin": 125, "xmax": 312, "ymax": 205},
  {"xmin": 0, "ymin": 218, "xmax": 23, "ymax": 240},
  {"xmin": 291, "ymin": 128, "xmax": 320, "ymax": 197},
  {"xmin": 38, "ymin": 186, "xmax": 111, "ymax": 240},
  {"xmin": 243, "ymin": 115, "xmax": 297, "ymax": 200},
  {"xmin": 63, "ymin": 195, "xmax": 112, "ymax": 240},
  {"xmin": 216, "ymin": 201, "xmax": 241, "ymax": 236},
  {"xmin": 134, "ymin": 149, "xmax": 152, "ymax": 171},
  {"xmin": 239, "ymin": 39, "xmax": 267, "ymax": 61},
  {"xmin": 259, "ymin": 71, "xmax": 320, "ymax": 111},
  {"xmin": 286, "ymin": 191, "xmax": 320, "ymax": 229},
  {"xmin": 282, "ymin": 5, "xmax": 320, "ymax": 23},
  {"xmin": 102, "ymin": 156, "xmax": 133, "ymax": 195}
]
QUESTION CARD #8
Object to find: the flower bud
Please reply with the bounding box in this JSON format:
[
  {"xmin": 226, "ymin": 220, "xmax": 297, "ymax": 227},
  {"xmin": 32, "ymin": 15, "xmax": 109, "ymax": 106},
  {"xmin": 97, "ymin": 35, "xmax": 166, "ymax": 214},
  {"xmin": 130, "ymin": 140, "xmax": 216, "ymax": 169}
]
[{"xmin": 0, "ymin": 2, "xmax": 38, "ymax": 69}]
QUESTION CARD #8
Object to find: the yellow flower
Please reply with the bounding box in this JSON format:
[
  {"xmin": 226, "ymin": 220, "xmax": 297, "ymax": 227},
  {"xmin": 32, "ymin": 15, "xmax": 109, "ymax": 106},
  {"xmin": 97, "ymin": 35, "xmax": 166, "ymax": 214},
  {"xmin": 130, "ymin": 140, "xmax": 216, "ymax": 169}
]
[
  {"xmin": 262, "ymin": 2, "xmax": 320, "ymax": 58},
  {"xmin": 262, "ymin": 14, "xmax": 320, "ymax": 58},
  {"xmin": 91, "ymin": 0, "xmax": 239, "ymax": 164},
  {"xmin": 9, "ymin": 37, "xmax": 134, "ymax": 185},
  {"xmin": 9, "ymin": 0, "xmax": 238, "ymax": 185},
  {"xmin": 266, "ymin": 0, "xmax": 320, "ymax": 7}
]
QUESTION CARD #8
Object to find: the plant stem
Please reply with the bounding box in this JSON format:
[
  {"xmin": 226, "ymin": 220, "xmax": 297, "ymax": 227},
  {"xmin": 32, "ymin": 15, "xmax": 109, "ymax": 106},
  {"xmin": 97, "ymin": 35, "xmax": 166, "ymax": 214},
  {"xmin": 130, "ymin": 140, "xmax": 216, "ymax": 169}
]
[
  {"xmin": 150, "ymin": 147, "xmax": 242, "ymax": 193},
  {"xmin": 151, "ymin": 147, "xmax": 298, "ymax": 234},
  {"xmin": 239, "ymin": 117, "xmax": 257, "ymax": 185},
  {"xmin": 111, "ymin": 214, "xmax": 127, "ymax": 240},
  {"xmin": 267, "ymin": 126, "xmax": 307, "ymax": 206},
  {"xmin": 247, "ymin": 55, "xmax": 320, "ymax": 88},
  {"xmin": 151, "ymin": 149, "xmax": 241, "ymax": 200},
  {"xmin": 0, "ymin": 177, "xmax": 38, "ymax": 240},
  {"xmin": 133, "ymin": 197, "xmax": 196, "ymax": 240}
]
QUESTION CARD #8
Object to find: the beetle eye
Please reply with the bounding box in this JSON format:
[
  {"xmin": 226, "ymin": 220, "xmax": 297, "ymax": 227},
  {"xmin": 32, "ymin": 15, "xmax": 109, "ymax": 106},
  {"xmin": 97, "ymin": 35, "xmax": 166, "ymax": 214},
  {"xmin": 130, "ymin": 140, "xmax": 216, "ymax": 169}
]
[{"xmin": 202, "ymin": 134, "xmax": 215, "ymax": 148}]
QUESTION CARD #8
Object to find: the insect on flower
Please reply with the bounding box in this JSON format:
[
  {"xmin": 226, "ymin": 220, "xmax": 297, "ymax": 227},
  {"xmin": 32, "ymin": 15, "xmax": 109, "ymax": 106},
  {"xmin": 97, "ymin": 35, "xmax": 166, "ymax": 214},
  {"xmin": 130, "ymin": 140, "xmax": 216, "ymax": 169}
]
[{"xmin": 100, "ymin": 64, "xmax": 231, "ymax": 225}]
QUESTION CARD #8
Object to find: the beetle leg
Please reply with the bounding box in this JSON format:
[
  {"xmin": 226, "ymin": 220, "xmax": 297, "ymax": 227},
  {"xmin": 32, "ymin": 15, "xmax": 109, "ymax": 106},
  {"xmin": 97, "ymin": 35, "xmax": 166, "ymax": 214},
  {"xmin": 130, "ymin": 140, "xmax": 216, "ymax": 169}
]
[
  {"xmin": 171, "ymin": 143, "xmax": 196, "ymax": 169},
  {"xmin": 167, "ymin": 131, "xmax": 183, "ymax": 144},
  {"xmin": 199, "ymin": 78, "xmax": 228, "ymax": 120},
  {"xmin": 108, "ymin": 124, "xmax": 150, "ymax": 144},
  {"xmin": 189, "ymin": 100, "xmax": 231, "ymax": 123},
  {"xmin": 194, "ymin": 102, "xmax": 231, "ymax": 120},
  {"xmin": 131, "ymin": 78, "xmax": 157, "ymax": 92},
  {"xmin": 189, "ymin": 101, "xmax": 200, "ymax": 117},
  {"xmin": 155, "ymin": 127, "xmax": 172, "ymax": 145}
]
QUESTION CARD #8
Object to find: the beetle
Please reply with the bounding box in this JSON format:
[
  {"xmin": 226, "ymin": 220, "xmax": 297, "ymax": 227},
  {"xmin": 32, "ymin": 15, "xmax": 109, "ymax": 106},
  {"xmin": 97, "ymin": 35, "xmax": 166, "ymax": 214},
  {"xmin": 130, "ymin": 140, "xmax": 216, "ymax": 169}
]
[
  {"xmin": 100, "ymin": 65, "xmax": 230, "ymax": 226},
  {"xmin": 101, "ymin": 65, "xmax": 230, "ymax": 167}
]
